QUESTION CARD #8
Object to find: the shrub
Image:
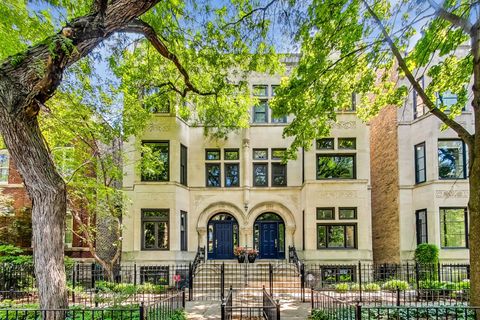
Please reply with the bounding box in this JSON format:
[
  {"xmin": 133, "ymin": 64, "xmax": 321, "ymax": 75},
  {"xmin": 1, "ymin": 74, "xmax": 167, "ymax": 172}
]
[
  {"xmin": 382, "ymin": 280, "xmax": 409, "ymax": 291},
  {"xmin": 364, "ymin": 283, "xmax": 381, "ymax": 292},
  {"xmin": 138, "ymin": 282, "xmax": 167, "ymax": 294},
  {"xmin": 311, "ymin": 309, "xmax": 329, "ymax": 320},
  {"xmin": 414, "ymin": 244, "xmax": 439, "ymax": 265},
  {"xmin": 0, "ymin": 245, "xmax": 32, "ymax": 264},
  {"xmin": 334, "ymin": 283, "xmax": 350, "ymax": 293},
  {"xmin": 350, "ymin": 283, "xmax": 360, "ymax": 291}
]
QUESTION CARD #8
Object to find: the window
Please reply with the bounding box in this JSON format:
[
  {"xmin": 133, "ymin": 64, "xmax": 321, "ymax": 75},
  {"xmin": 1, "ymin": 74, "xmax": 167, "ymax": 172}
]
[
  {"xmin": 415, "ymin": 209, "xmax": 428, "ymax": 245},
  {"xmin": 271, "ymin": 149, "xmax": 286, "ymax": 160},
  {"xmin": 316, "ymin": 208, "xmax": 334, "ymax": 220},
  {"xmin": 413, "ymin": 76, "xmax": 426, "ymax": 119},
  {"xmin": 438, "ymin": 140, "xmax": 466, "ymax": 179},
  {"xmin": 142, "ymin": 209, "xmax": 169, "ymax": 250},
  {"xmin": 317, "ymin": 155, "xmax": 355, "ymax": 179},
  {"xmin": 206, "ymin": 163, "xmax": 221, "ymax": 187},
  {"xmin": 415, "ymin": 142, "xmax": 426, "ymax": 184},
  {"xmin": 317, "ymin": 224, "xmax": 356, "ymax": 249},
  {"xmin": 271, "ymin": 163, "xmax": 286, "ymax": 186},
  {"xmin": 440, "ymin": 208, "xmax": 467, "ymax": 248},
  {"xmin": 180, "ymin": 211, "xmax": 187, "ymax": 251},
  {"xmin": 206, "ymin": 149, "xmax": 220, "ymax": 160},
  {"xmin": 253, "ymin": 100, "xmax": 268, "ymax": 123},
  {"xmin": 224, "ymin": 149, "xmax": 239, "ymax": 160},
  {"xmin": 253, "ymin": 85, "xmax": 268, "ymax": 97},
  {"xmin": 65, "ymin": 210, "xmax": 73, "ymax": 248},
  {"xmin": 180, "ymin": 145, "xmax": 187, "ymax": 186},
  {"xmin": 271, "ymin": 85, "xmax": 279, "ymax": 96},
  {"xmin": 316, "ymin": 138, "xmax": 334, "ymax": 150},
  {"xmin": 141, "ymin": 141, "xmax": 169, "ymax": 181},
  {"xmin": 350, "ymin": 92, "xmax": 357, "ymax": 111},
  {"xmin": 339, "ymin": 208, "xmax": 357, "ymax": 219},
  {"xmin": 272, "ymin": 114, "xmax": 287, "ymax": 123},
  {"xmin": 225, "ymin": 163, "xmax": 240, "ymax": 187},
  {"xmin": 253, "ymin": 163, "xmax": 268, "ymax": 186},
  {"xmin": 338, "ymin": 138, "xmax": 356, "ymax": 150},
  {"xmin": 436, "ymin": 91, "xmax": 461, "ymax": 110},
  {"xmin": 0, "ymin": 151, "xmax": 9, "ymax": 183},
  {"xmin": 253, "ymin": 149, "xmax": 268, "ymax": 160}
]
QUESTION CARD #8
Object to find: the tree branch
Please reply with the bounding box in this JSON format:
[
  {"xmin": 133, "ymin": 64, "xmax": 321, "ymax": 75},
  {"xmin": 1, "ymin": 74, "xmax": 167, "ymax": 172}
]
[
  {"xmin": 223, "ymin": 0, "xmax": 278, "ymax": 28},
  {"xmin": 427, "ymin": 0, "xmax": 473, "ymax": 34},
  {"xmin": 122, "ymin": 19, "xmax": 217, "ymax": 97},
  {"xmin": 363, "ymin": 0, "xmax": 474, "ymax": 146}
]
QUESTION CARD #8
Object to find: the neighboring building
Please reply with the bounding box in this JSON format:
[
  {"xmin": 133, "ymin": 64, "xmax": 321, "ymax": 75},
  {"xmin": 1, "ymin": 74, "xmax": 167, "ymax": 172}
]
[
  {"xmin": 122, "ymin": 70, "xmax": 373, "ymax": 264},
  {"xmin": 371, "ymin": 46, "xmax": 472, "ymax": 264}
]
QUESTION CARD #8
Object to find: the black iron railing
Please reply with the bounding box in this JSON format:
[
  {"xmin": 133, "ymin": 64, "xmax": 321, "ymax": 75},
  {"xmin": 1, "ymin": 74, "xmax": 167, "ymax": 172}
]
[
  {"xmin": 144, "ymin": 289, "xmax": 185, "ymax": 320},
  {"xmin": 220, "ymin": 287, "xmax": 280, "ymax": 320}
]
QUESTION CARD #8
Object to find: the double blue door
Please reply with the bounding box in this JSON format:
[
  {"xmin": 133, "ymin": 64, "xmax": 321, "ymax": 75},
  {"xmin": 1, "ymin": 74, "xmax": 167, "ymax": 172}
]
[
  {"xmin": 211, "ymin": 222, "xmax": 234, "ymax": 259},
  {"xmin": 259, "ymin": 222, "xmax": 279, "ymax": 259}
]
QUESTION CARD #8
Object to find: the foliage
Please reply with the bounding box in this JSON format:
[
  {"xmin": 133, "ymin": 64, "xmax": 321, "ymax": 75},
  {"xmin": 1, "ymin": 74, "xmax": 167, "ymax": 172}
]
[
  {"xmin": 334, "ymin": 283, "xmax": 350, "ymax": 293},
  {"xmin": 310, "ymin": 309, "xmax": 330, "ymax": 320},
  {"xmin": 415, "ymin": 244, "xmax": 439, "ymax": 265},
  {"xmin": 233, "ymin": 246, "xmax": 247, "ymax": 256},
  {"xmin": 361, "ymin": 307, "xmax": 477, "ymax": 320},
  {"xmin": 168, "ymin": 309, "xmax": 187, "ymax": 320},
  {"xmin": 0, "ymin": 245, "xmax": 32, "ymax": 265},
  {"xmin": 363, "ymin": 283, "xmax": 381, "ymax": 292},
  {"xmin": 382, "ymin": 280, "xmax": 409, "ymax": 291},
  {"xmin": 419, "ymin": 279, "xmax": 470, "ymax": 290}
]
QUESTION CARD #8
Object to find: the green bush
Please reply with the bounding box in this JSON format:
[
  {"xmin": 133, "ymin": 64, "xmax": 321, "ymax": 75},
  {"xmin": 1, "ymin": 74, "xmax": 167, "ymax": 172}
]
[
  {"xmin": 168, "ymin": 310, "xmax": 187, "ymax": 320},
  {"xmin": 334, "ymin": 283, "xmax": 350, "ymax": 293},
  {"xmin": 311, "ymin": 309, "xmax": 329, "ymax": 320},
  {"xmin": 363, "ymin": 283, "xmax": 381, "ymax": 292},
  {"xmin": 382, "ymin": 279, "xmax": 409, "ymax": 291},
  {"xmin": 138, "ymin": 282, "xmax": 167, "ymax": 294},
  {"xmin": 0, "ymin": 245, "xmax": 33, "ymax": 264},
  {"xmin": 414, "ymin": 244, "xmax": 439, "ymax": 265}
]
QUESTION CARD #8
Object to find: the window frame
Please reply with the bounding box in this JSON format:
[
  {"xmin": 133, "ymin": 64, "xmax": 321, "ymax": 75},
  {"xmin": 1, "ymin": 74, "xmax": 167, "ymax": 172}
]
[
  {"xmin": 316, "ymin": 223, "xmax": 357, "ymax": 249},
  {"xmin": 415, "ymin": 209, "xmax": 428, "ymax": 245},
  {"xmin": 271, "ymin": 162, "xmax": 287, "ymax": 187},
  {"xmin": 439, "ymin": 207, "xmax": 468, "ymax": 249},
  {"xmin": 180, "ymin": 144, "xmax": 188, "ymax": 186},
  {"xmin": 0, "ymin": 150, "xmax": 9, "ymax": 184},
  {"xmin": 339, "ymin": 207, "xmax": 357, "ymax": 220},
  {"xmin": 224, "ymin": 148, "xmax": 240, "ymax": 161},
  {"xmin": 252, "ymin": 85, "xmax": 268, "ymax": 97},
  {"xmin": 414, "ymin": 142, "xmax": 426, "ymax": 184},
  {"xmin": 141, "ymin": 141, "xmax": 170, "ymax": 182},
  {"xmin": 141, "ymin": 209, "xmax": 170, "ymax": 251},
  {"xmin": 253, "ymin": 149, "xmax": 269, "ymax": 160},
  {"xmin": 253, "ymin": 100, "xmax": 269, "ymax": 123},
  {"xmin": 224, "ymin": 163, "xmax": 240, "ymax": 187},
  {"xmin": 180, "ymin": 211, "xmax": 188, "ymax": 251},
  {"xmin": 316, "ymin": 138, "xmax": 334, "ymax": 150},
  {"xmin": 437, "ymin": 139, "xmax": 467, "ymax": 180},
  {"xmin": 205, "ymin": 163, "xmax": 221, "ymax": 187},
  {"xmin": 316, "ymin": 154, "xmax": 357, "ymax": 179},
  {"xmin": 316, "ymin": 207, "xmax": 335, "ymax": 220},
  {"xmin": 253, "ymin": 163, "xmax": 269, "ymax": 187},
  {"xmin": 338, "ymin": 138, "xmax": 357, "ymax": 150},
  {"xmin": 205, "ymin": 149, "xmax": 221, "ymax": 161}
]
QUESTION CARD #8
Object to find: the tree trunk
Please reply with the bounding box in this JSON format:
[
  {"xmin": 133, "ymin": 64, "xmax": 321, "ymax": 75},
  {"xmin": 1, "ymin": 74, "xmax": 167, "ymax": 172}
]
[
  {"xmin": 469, "ymin": 152, "xmax": 480, "ymax": 307},
  {"xmin": 0, "ymin": 103, "xmax": 67, "ymax": 310}
]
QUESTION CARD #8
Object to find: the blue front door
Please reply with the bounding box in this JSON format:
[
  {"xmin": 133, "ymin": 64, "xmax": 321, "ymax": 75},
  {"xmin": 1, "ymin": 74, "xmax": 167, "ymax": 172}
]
[
  {"xmin": 212, "ymin": 222, "xmax": 234, "ymax": 259},
  {"xmin": 259, "ymin": 222, "xmax": 278, "ymax": 259}
]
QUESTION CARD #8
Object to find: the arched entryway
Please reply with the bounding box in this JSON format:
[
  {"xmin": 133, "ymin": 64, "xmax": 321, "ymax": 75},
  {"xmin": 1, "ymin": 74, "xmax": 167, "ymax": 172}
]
[
  {"xmin": 254, "ymin": 212, "xmax": 285, "ymax": 259},
  {"xmin": 207, "ymin": 213, "xmax": 239, "ymax": 259}
]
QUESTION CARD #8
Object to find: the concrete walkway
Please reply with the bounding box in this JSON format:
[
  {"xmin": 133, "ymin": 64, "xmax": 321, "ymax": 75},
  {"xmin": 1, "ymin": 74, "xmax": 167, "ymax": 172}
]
[{"xmin": 184, "ymin": 299, "xmax": 311, "ymax": 319}]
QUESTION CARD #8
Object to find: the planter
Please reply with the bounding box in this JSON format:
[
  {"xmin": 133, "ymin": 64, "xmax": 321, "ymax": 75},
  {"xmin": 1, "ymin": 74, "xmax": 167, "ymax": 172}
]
[
  {"xmin": 248, "ymin": 255, "xmax": 257, "ymax": 263},
  {"xmin": 237, "ymin": 255, "xmax": 246, "ymax": 263}
]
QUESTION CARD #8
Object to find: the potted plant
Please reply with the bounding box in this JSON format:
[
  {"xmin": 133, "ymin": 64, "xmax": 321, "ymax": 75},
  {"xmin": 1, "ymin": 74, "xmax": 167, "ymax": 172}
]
[
  {"xmin": 234, "ymin": 246, "xmax": 246, "ymax": 263},
  {"xmin": 247, "ymin": 248, "xmax": 258, "ymax": 263}
]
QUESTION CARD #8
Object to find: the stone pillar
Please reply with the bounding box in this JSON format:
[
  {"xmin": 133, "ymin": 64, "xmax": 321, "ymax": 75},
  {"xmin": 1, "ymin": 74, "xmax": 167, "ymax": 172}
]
[{"xmin": 197, "ymin": 227, "xmax": 207, "ymax": 249}]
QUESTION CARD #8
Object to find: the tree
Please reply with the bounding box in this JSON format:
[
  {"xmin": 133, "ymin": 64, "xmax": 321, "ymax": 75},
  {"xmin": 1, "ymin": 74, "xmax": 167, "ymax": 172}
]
[
  {"xmin": 0, "ymin": 0, "xmax": 279, "ymax": 310},
  {"xmin": 272, "ymin": 0, "xmax": 480, "ymax": 306}
]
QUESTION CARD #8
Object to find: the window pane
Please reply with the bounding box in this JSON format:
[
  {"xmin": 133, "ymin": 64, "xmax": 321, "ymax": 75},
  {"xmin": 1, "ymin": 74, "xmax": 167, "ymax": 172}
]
[
  {"xmin": 438, "ymin": 140, "xmax": 465, "ymax": 179},
  {"xmin": 317, "ymin": 225, "xmax": 326, "ymax": 248},
  {"xmin": 253, "ymin": 85, "xmax": 268, "ymax": 96},
  {"xmin": 345, "ymin": 226, "xmax": 355, "ymax": 248},
  {"xmin": 436, "ymin": 91, "xmax": 459, "ymax": 108},
  {"xmin": 278, "ymin": 223, "xmax": 285, "ymax": 252},
  {"xmin": 206, "ymin": 149, "xmax": 220, "ymax": 160},
  {"xmin": 206, "ymin": 164, "xmax": 221, "ymax": 187},
  {"xmin": 143, "ymin": 210, "xmax": 168, "ymax": 219},
  {"xmin": 415, "ymin": 143, "xmax": 426, "ymax": 183},
  {"xmin": 316, "ymin": 208, "xmax": 334, "ymax": 220},
  {"xmin": 208, "ymin": 224, "xmax": 214, "ymax": 253},
  {"xmin": 271, "ymin": 85, "xmax": 279, "ymax": 96},
  {"xmin": 253, "ymin": 149, "xmax": 268, "ymax": 160},
  {"xmin": 253, "ymin": 101, "xmax": 268, "ymax": 123},
  {"xmin": 144, "ymin": 222, "xmax": 156, "ymax": 249},
  {"xmin": 141, "ymin": 142, "xmax": 169, "ymax": 181},
  {"xmin": 416, "ymin": 210, "xmax": 428, "ymax": 245},
  {"xmin": 338, "ymin": 138, "xmax": 356, "ymax": 150},
  {"xmin": 180, "ymin": 145, "xmax": 187, "ymax": 186},
  {"xmin": 272, "ymin": 115, "xmax": 287, "ymax": 123},
  {"xmin": 225, "ymin": 163, "xmax": 239, "ymax": 187},
  {"xmin": 272, "ymin": 163, "xmax": 286, "ymax": 186},
  {"xmin": 316, "ymin": 139, "xmax": 334, "ymax": 150},
  {"xmin": 317, "ymin": 155, "xmax": 355, "ymax": 179},
  {"xmin": 271, "ymin": 149, "xmax": 286, "ymax": 160},
  {"xmin": 339, "ymin": 208, "xmax": 356, "ymax": 219},
  {"xmin": 0, "ymin": 168, "xmax": 8, "ymax": 183},
  {"xmin": 328, "ymin": 226, "xmax": 345, "ymax": 248},
  {"xmin": 253, "ymin": 164, "xmax": 268, "ymax": 186},
  {"xmin": 225, "ymin": 149, "xmax": 239, "ymax": 160},
  {"xmin": 157, "ymin": 222, "xmax": 168, "ymax": 249},
  {"xmin": 440, "ymin": 208, "xmax": 466, "ymax": 248}
]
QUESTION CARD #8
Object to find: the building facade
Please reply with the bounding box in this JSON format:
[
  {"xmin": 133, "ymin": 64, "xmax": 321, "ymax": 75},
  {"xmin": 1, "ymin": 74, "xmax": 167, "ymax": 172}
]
[
  {"xmin": 122, "ymin": 72, "xmax": 373, "ymax": 264},
  {"xmin": 371, "ymin": 47, "xmax": 472, "ymax": 264}
]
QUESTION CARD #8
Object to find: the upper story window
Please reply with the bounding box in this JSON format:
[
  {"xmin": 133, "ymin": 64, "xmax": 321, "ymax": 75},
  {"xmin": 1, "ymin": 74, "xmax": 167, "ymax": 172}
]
[
  {"xmin": 180, "ymin": 145, "xmax": 188, "ymax": 186},
  {"xmin": 440, "ymin": 208, "xmax": 468, "ymax": 248},
  {"xmin": 414, "ymin": 142, "xmax": 426, "ymax": 184},
  {"xmin": 316, "ymin": 154, "xmax": 356, "ymax": 179},
  {"xmin": 317, "ymin": 224, "xmax": 356, "ymax": 249},
  {"xmin": 251, "ymin": 84, "xmax": 287, "ymax": 124},
  {"xmin": 438, "ymin": 140, "xmax": 466, "ymax": 179},
  {"xmin": 206, "ymin": 149, "xmax": 220, "ymax": 160},
  {"xmin": 317, "ymin": 208, "xmax": 334, "ymax": 220},
  {"xmin": 142, "ymin": 209, "xmax": 169, "ymax": 250},
  {"xmin": 205, "ymin": 148, "xmax": 240, "ymax": 187},
  {"xmin": 253, "ymin": 163, "xmax": 268, "ymax": 187},
  {"xmin": 316, "ymin": 138, "xmax": 334, "ymax": 150},
  {"xmin": 252, "ymin": 148, "xmax": 287, "ymax": 187},
  {"xmin": 0, "ymin": 150, "xmax": 9, "ymax": 183},
  {"xmin": 225, "ymin": 149, "xmax": 240, "ymax": 161},
  {"xmin": 436, "ymin": 91, "xmax": 462, "ymax": 110},
  {"xmin": 253, "ymin": 149, "xmax": 268, "ymax": 160},
  {"xmin": 253, "ymin": 85, "xmax": 268, "ymax": 97},
  {"xmin": 413, "ymin": 76, "xmax": 426, "ymax": 119},
  {"xmin": 253, "ymin": 100, "xmax": 268, "ymax": 123},
  {"xmin": 338, "ymin": 138, "xmax": 356, "ymax": 150},
  {"xmin": 224, "ymin": 149, "xmax": 240, "ymax": 187},
  {"xmin": 415, "ymin": 209, "xmax": 428, "ymax": 245},
  {"xmin": 141, "ymin": 141, "xmax": 169, "ymax": 182}
]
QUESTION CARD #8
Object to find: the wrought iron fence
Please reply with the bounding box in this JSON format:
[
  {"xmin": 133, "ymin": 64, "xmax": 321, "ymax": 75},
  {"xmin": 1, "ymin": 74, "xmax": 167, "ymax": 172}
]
[
  {"xmin": 358, "ymin": 306, "xmax": 480, "ymax": 320},
  {"xmin": 220, "ymin": 287, "xmax": 280, "ymax": 320},
  {"xmin": 0, "ymin": 307, "xmax": 141, "ymax": 320},
  {"xmin": 144, "ymin": 290, "xmax": 185, "ymax": 320}
]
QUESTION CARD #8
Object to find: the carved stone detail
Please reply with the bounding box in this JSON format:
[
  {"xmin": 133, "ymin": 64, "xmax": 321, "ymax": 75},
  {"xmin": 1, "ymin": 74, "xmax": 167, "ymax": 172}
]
[
  {"xmin": 330, "ymin": 120, "xmax": 356, "ymax": 129},
  {"xmin": 317, "ymin": 191, "xmax": 357, "ymax": 198},
  {"xmin": 435, "ymin": 190, "xmax": 469, "ymax": 199}
]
